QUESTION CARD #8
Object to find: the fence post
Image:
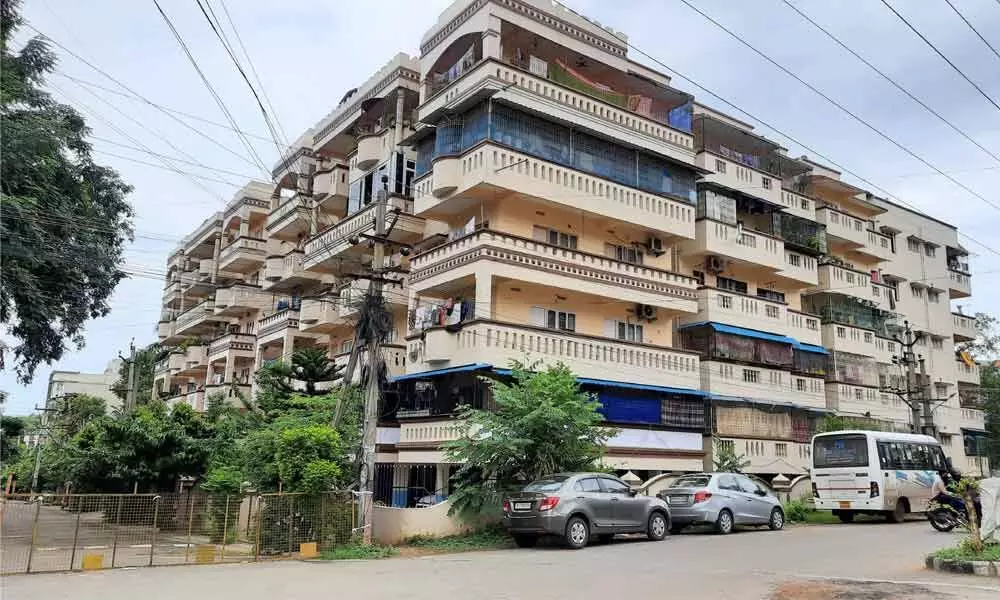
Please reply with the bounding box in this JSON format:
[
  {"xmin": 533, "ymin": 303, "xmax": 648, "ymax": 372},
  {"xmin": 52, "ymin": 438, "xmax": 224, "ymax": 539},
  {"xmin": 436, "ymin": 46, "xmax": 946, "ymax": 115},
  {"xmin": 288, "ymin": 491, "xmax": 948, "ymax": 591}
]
[
  {"xmin": 254, "ymin": 495, "xmax": 262, "ymax": 561},
  {"xmin": 320, "ymin": 493, "xmax": 327, "ymax": 551},
  {"xmin": 25, "ymin": 499, "xmax": 41, "ymax": 574},
  {"xmin": 287, "ymin": 495, "xmax": 295, "ymax": 554},
  {"xmin": 110, "ymin": 495, "xmax": 124, "ymax": 568},
  {"xmin": 220, "ymin": 495, "xmax": 231, "ymax": 562},
  {"xmin": 148, "ymin": 496, "xmax": 161, "ymax": 567},
  {"xmin": 69, "ymin": 503, "xmax": 82, "ymax": 571},
  {"xmin": 184, "ymin": 493, "xmax": 195, "ymax": 564}
]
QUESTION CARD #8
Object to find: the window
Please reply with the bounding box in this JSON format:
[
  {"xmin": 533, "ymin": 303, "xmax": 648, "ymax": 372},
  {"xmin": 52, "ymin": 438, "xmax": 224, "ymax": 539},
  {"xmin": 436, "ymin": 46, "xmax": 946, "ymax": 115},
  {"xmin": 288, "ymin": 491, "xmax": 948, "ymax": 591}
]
[
  {"xmin": 717, "ymin": 276, "xmax": 748, "ymax": 294},
  {"xmin": 928, "ymin": 290, "xmax": 940, "ymax": 303},
  {"xmin": 715, "ymin": 159, "xmax": 727, "ymax": 174},
  {"xmin": 814, "ymin": 434, "xmax": 869, "ymax": 468},
  {"xmin": 718, "ymin": 294, "xmax": 733, "ymax": 309},
  {"xmin": 863, "ymin": 332, "xmax": 873, "ymax": 344},
  {"xmin": 924, "ymin": 244, "xmax": 936, "ymax": 258},
  {"xmin": 907, "ymin": 238, "xmax": 921, "ymax": 253},
  {"xmin": 717, "ymin": 474, "xmax": 741, "ymax": 491},
  {"xmin": 599, "ymin": 478, "xmax": 630, "ymax": 495},
  {"xmin": 757, "ymin": 288, "xmax": 786, "ymax": 303},
  {"xmin": 739, "ymin": 476, "xmax": 765, "ymax": 494},
  {"xmin": 775, "ymin": 443, "xmax": 787, "ymax": 457},
  {"xmin": 932, "ymin": 338, "xmax": 943, "ymax": 349},
  {"xmin": 743, "ymin": 369, "xmax": 760, "ymax": 384},
  {"xmin": 765, "ymin": 305, "xmax": 780, "ymax": 319},
  {"xmin": 692, "ymin": 270, "xmax": 706, "ymax": 285},
  {"xmin": 796, "ymin": 378, "xmax": 807, "ymax": 392},
  {"xmin": 836, "ymin": 326, "xmax": 846, "ymax": 339},
  {"xmin": 606, "ymin": 243, "xmax": 643, "ymax": 264},
  {"xmin": 575, "ymin": 477, "xmax": 602, "ymax": 493},
  {"xmin": 533, "ymin": 307, "xmax": 576, "ymax": 332},
  {"xmin": 762, "ymin": 177, "xmax": 771, "ymax": 190},
  {"xmin": 615, "ymin": 321, "xmax": 644, "ymax": 343},
  {"xmin": 534, "ymin": 226, "xmax": 578, "ymax": 250}
]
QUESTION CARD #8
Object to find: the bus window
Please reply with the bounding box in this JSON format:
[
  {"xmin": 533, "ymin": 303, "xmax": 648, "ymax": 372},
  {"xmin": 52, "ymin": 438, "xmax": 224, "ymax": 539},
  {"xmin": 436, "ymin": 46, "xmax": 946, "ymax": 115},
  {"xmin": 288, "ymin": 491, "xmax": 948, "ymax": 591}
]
[
  {"xmin": 814, "ymin": 434, "xmax": 869, "ymax": 468},
  {"xmin": 877, "ymin": 442, "xmax": 892, "ymax": 469},
  {"xmin": 928, "ymin": 445, "xmax": 946, "ymax": 471}
]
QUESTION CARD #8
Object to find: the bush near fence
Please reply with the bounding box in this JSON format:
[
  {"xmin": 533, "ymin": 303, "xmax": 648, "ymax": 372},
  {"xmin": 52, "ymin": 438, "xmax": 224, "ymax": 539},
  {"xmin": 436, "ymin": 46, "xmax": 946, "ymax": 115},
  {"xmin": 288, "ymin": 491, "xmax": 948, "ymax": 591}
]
[{"xmin": 0, "ymin": 491, "xmax": 355, "ymax": 575}]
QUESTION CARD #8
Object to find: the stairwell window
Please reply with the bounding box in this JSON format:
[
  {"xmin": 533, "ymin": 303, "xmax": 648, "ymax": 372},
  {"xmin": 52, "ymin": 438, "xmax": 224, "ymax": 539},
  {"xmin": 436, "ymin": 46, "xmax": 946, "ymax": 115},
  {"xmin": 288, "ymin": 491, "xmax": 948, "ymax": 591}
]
[
  {"xmin": 932, "ymin": 338, "xmax": 943, "ymax": 350},
  {"xmin": 924, "ymin": 244, "xmax": 936, "ymax": 258}
]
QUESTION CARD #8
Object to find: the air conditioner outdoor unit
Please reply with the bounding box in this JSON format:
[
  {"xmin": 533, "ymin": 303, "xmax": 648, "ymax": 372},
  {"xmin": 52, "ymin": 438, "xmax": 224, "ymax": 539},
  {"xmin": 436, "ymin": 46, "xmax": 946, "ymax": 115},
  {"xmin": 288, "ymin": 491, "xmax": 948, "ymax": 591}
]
[
  {"xmin": 636, "ymin": 304, "xmax": 658, "ymax": 321},
  {"xmin": 706, "ymin": 255, "xmax": 725, "ymax": 274},
  {"xmin": 646, "ymin": 236, "xmax": 665, "ymax": 256}
]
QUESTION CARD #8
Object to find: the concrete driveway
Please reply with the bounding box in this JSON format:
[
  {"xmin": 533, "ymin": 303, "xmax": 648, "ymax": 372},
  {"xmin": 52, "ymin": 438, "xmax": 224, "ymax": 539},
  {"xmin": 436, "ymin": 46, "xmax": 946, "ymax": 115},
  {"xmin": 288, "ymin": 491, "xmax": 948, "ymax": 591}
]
[{"xmin": 5, "ymin": 522, "xmax": 999, "ymax": 599}]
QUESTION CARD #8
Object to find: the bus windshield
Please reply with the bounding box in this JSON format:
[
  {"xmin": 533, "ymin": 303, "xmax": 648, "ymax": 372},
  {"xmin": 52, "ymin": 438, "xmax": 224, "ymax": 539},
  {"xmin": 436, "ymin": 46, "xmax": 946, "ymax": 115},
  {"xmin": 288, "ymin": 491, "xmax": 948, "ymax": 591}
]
[{"xmin": 814, "ymin": 434, "xmax": 869, "ymax": 468}]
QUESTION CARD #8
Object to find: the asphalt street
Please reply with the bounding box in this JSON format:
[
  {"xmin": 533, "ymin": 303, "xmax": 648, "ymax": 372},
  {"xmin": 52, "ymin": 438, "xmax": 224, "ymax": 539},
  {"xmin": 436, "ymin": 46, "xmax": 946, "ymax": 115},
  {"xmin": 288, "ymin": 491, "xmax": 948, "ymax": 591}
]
[{"xmin": 4, "ymin": 521, "xmax": 999, "ymax": 600}]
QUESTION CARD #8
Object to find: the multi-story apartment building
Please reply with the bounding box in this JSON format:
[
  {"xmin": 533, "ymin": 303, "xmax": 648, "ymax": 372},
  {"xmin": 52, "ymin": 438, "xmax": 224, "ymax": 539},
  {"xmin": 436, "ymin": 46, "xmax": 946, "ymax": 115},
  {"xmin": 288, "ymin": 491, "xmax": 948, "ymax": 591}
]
[{"xmin": 153, "ymin": 0, "xmax": 988, "ymax": 504}]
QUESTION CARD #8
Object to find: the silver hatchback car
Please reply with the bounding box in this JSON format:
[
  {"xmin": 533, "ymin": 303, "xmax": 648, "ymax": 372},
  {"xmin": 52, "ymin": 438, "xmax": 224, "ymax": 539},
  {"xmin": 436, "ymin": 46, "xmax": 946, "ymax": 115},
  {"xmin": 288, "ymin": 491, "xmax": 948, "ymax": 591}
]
[
  {"xmin": 657, "ymin": 472, "xmax": 785, "ymax": 534},
  {"xmin": 503, "ymin": 473, "xmax": 671, "ymax": 549}
]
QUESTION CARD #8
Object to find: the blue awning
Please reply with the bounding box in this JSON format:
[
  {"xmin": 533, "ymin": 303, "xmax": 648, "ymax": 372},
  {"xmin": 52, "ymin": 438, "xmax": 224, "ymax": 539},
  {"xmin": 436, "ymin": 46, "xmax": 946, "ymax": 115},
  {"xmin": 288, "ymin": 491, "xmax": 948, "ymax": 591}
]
[
  {"xmin": 491, "ymin": 369, "xmax": 706, "ymax": 397},
  {"xmin": 793, "ymin": 341, "xmax": 830, "ymax": 355},
  {"xmin": 390, "ymin": 363, "xmax": 492, "ymax": 382},
  {"xmin": 679, "ymin": 321, "xmax": 796, "ymax": 345}
]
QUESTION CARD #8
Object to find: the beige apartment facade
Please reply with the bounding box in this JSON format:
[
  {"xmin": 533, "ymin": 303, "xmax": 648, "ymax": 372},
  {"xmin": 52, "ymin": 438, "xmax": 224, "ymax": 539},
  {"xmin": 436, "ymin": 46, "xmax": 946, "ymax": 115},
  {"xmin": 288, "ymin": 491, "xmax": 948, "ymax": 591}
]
[{"xmin": 153, "ymin": 0, "xmax": 987, "ymax": 506}]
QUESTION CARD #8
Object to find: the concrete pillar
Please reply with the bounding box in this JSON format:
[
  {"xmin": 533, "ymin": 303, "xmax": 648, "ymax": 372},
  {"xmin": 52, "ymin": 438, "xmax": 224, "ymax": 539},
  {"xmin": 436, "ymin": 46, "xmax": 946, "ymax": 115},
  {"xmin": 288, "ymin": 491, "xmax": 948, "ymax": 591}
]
[
  {"xmin": 482, "ymin": 15, "xmax": 502, "ymax": 60},
  {"xmin": 211, "ymin": 235, "xmax": 221, "ymax": 284},
  {"xmin": 281, "ymin": 332, "xmax": 295, "ymax": 363},
  {"xmin": 239, "ymin": 220, "xmax": 249, "ymax": 237},
  {"xmin": 394, "ymin": 88, "xmax": 406, "ymax": 148},
  {"xmin": 223, "ymin": 352, "xmax": 236, "ymax": 384},
  {"xmin": 435, "ymin": 465, "xmax": 449, "ymax": 498},
  {"xmin": 474, "ymin": 270, "xmax": 492, "ymax": 320}
]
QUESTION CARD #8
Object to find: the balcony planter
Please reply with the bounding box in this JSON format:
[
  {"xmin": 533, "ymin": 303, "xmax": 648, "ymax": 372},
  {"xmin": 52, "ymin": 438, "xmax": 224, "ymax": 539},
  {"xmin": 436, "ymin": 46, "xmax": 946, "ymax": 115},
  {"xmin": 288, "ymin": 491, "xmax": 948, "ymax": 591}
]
[
  {"xmin": 431, "ymin": 157, "xmax": 460, "ymax": 198},
  {"xmin": 356, "ymin": 133, "xmax": 383, "ymax": 171}
]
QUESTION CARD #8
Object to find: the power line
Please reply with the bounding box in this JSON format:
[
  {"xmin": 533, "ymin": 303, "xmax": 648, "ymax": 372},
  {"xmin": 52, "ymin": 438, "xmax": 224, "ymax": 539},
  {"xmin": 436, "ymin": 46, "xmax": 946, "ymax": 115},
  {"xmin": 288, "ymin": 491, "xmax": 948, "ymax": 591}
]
[
  {"xmin": 93, "ymin": 149, "xmax": 247, "ymax": 188},
  {"xmin": 942, "ymin": 0, "xmax": 1000, "ymax": 62},
  {"xmin": 879, "ymin": 0, "xmax": 1000, "ymax": 112},
  {"xmin": 780, "ymin": 0, "xmax": 1000, "ymax": 167},
  {"xmin": 678, "ymin": 0, "xmax": 1000, "ymax": 217},
  {"xmin": 23, "ymin": 24, "xmax": 269, "ymax": 171},
  {"xmin": 150, "ymin": 0, "xmax": 271, "ymax": 177},
  {"xmin": 91, "ymin": 136, "xmax": 261, "ymax": 181},
  {"xmin": 192, "ymin": 0, "xmax": 285, "ymax": 161}
]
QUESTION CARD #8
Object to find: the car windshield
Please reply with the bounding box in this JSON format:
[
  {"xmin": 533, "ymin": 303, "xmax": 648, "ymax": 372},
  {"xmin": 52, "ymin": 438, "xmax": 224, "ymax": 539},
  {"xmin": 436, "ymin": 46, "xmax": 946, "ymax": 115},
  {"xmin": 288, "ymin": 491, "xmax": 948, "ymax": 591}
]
[
  {"xmin": 669, "ymin": 475, "xmax": 711, "ymax": 488},
  {"xmin": 523, "ymin": 476, "xmax": 569, "ymax": 492}
]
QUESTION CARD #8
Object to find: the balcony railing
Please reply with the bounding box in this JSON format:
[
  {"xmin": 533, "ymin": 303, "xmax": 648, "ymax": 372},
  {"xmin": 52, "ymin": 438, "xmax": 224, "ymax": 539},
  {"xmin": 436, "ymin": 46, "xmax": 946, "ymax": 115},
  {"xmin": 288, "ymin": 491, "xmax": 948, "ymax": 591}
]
[
  {"xmin": 176, "ymin": 299, "xmax": 216, "ymax": 332},
  {"xmin": 257, "ymin": 308, "xmax": 300, "ymax": 338},
  {"xmin": 953, "ymin": 312, "xmax": 977, "ymax": 342},
  {"xmin": 265, "ymin": 195, "xmax": 309, "ymax": 232},
  {"xmin": 303, "ymin": 197, "xmax": 420, "ymax": 270},
  {"xmin": 816, "ymin": 263, "xmax": 894, "ymax": 308},
  {"xmin": 208, "ymin": 332, "xmax": 256, "ymax": 360},
  {"xmin": 409, "ymin": 229, "xmax": 698, "ymax": 304},
  {"xmin": 815, "ymin": 206, "xmax": 869, "ymax": 247},
  {"xmin": 701, "ymin": 360, "xmax": 826, "ymax": 410},
  {"xmin": 956, "ymin": 360, "xmax": 980, "ymax": 384},
  {"xmin": 218, "ymin": 236, "xmax": 266, "ymax": 270},
  {"xmin": 405, "ymin": 319, "xmax": 701, "ymax": 391},
  {"xmin": 948, "ymin": 269, "xmax": 972, "ymax": 297},
  {"xmin": 678, "ymin": 287, "xmax": 787, "ymax": 334}
]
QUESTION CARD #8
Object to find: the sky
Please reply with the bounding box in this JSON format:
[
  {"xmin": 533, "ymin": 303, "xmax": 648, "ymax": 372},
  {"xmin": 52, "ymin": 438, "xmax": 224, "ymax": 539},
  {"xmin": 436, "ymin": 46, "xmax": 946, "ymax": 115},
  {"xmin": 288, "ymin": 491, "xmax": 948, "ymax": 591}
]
[{"xmin": 2, "ymin": 0, "xmax": 999, "ymax": 415}]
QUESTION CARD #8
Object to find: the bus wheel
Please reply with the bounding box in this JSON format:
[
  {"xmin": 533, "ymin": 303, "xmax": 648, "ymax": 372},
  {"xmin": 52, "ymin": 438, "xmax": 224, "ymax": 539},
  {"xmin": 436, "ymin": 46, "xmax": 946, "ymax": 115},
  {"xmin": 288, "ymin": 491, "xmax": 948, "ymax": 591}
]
[
  {"xmin": 836, "ymin": 510, "xmax": 855, "ymax": 523},
  {"xmin": 888, "ymin": 499, "xmax": 908, "ymax": 523}
]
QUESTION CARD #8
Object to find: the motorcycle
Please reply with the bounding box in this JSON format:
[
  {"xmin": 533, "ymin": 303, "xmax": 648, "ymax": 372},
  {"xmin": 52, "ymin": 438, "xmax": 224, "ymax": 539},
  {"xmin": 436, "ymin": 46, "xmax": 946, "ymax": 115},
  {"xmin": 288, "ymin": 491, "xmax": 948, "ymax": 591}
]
[{"xmin": 927, "ymin": 494, "xmax": 968, "ymax": 533}]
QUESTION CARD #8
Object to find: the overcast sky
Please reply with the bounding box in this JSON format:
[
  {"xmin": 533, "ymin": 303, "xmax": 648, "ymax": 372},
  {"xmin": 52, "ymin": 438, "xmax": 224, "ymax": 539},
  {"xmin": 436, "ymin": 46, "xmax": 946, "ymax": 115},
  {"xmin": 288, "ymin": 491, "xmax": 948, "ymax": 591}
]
[{"xmin": 3, "ymin": 0, "xmax": 999, "ymax": 415}]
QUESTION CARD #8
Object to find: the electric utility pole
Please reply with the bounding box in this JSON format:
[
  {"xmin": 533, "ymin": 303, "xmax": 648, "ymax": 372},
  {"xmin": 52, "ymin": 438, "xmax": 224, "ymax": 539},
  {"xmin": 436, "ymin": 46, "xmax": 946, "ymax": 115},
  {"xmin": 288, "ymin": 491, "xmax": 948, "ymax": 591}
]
[
  {"xmin": 884, "ymin": 320, "xmax": 949, "ymax": 437},
  {"xmin": 119, "ymin": 339, "xmax": 137, "ymax": 410}
]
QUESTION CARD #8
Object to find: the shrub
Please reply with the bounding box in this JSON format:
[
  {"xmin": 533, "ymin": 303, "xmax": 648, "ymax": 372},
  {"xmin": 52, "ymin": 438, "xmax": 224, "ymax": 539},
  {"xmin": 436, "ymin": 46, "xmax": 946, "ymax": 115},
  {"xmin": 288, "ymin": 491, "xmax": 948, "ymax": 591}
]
[{"xmin": 783, "ymin": 499, "xmax": 811, "ymax": 523}]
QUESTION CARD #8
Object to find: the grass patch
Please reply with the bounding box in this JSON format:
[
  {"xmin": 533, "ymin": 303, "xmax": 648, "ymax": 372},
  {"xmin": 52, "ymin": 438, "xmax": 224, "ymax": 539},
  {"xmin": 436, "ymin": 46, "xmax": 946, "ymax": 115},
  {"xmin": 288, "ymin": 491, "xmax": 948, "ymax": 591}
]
[
  {"xmin": 319, "ymin": 542, "xmax": 397, "ymax": 560},
  {"xmin": 402, "ymin": 524, "xmax": 513, "ymax": 553},
  {"xmin": 783, "ymin": 499, "xmax": 840, "ymax": 525},
  {"xmin": 933, "ymin": 540, "xmax": 1000, "ymax": 562}
]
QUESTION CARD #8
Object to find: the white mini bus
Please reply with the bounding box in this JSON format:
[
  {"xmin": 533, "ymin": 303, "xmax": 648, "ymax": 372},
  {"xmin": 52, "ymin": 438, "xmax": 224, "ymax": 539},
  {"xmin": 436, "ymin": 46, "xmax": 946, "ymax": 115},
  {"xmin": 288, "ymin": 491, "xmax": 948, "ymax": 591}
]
[{"xmin": 811, "ymin": 430, "xmax": 946, "ymax": 522}]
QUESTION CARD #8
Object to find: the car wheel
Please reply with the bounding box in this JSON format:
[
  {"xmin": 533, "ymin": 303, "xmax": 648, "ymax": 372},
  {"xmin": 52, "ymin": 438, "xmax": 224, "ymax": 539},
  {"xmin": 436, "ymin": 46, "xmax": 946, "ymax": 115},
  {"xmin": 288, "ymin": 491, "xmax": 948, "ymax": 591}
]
[
  {"xmin": 512, "ymin": 534, "xmax": 538, "ymax": 548},
  {"xmin": 837, "ymin": 511, "xmax": 855, "ymax": 523},
  {"xmin": 564, "ymin": 516, "xmax": 589, "ymax": 549},
  {"xmin": 888, "ymin": 499, "xmax": 908, "ymax": 523},
  {"xmin": 647, "ymin": 511, "xmax": 669, "ymax": 541},
  {"xmin": 596, "ymin": 534, "xmax": 614, "ymax": 544},
  {"xmin": 715, "ymin": 509, "xmax": 734, "ymax": 535},
  {"xmin": 768, "ymin": 507, "xmax": 785, "ymax": 531}
]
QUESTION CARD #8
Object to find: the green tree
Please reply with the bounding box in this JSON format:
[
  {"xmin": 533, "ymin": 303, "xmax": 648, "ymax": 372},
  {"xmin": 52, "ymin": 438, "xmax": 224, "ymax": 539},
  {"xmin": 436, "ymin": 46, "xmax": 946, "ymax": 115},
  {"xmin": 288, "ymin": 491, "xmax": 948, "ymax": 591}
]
[
  {"xmin": 1, "ymin": 414, "xmax": 29, "ymax": 465},
  {"xmin": 0, "ymin": 0, "xmax": 134, "ymax": 383},
  {"xmin": 114, "ymin": 343, "xmax": 166, "ymax": 404},
  {"xmin": 255, "ymin": 348, "xmax": 344, "ymax": 399},
  {"xmin": 444, "ymin": 361, "xmax": 614, "ymax": 518},
  {"xmin": 712, "ymin": 436, "xmax": 750, "ymax": 473},
  {"xmin": 49, "ymin": 393, "xmax": 106, "ymax": 436},
  {"xmin": 981, "ymin": 364, "xmax": 1000, "ymax": 469},
  {"xmin": 957, "ymin": 312, "xmax": 1000, "ymax": 361},
  {"xmin": 815, "ymin": 414, "xmax": 888, "ymax": 434}
]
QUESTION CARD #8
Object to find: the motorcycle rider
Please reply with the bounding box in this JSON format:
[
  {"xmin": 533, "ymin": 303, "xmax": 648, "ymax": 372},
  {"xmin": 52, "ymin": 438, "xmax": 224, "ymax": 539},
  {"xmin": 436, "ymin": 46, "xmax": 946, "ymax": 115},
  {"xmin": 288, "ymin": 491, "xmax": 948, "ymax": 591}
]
[{"xmin": 931, "ymin": 469, "xmax": 965, "ymax": 515}]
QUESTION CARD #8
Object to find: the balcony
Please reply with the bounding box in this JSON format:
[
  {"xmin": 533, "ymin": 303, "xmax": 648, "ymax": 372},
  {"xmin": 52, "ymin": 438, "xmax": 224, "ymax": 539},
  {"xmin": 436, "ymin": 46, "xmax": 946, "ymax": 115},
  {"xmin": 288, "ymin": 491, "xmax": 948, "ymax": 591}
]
[
  {"xmin": 154, "ymin": 351, "xmax": 185, "ymax": 377},
  {"xmin": 777, "ymin": 189, "xmax": 816, "ymax": 222},
  {"xmin": 953, "ymin": 313, "xmax": 977, "ymax": 343},
  {"xmin": 300, "ymin": 297, "xmax": 347, "ymax": 334},
  {"xmin": 257, "ymin": 308, "xmax": 315, "ymax": 346},
  {"xmin": 956, "ymin": 360, "xmax": 980, "ymax": 385},
  {"xmin": 217, "ymin": 236, "xmax": 267, "ymax": 273},
  {"xmin": 677, "ymin": 288, "xmax": 788, "ymax": 335},
  {"xmin": 815, "ymin": 206, "xmax": 868, "ymax": 247},
  {"xmin": 175, "ymin": 345, "xmax": 208, "ymax": 378},
  {"xmin": 333, "ymin": 344, "xmax": 407, "ymax": 384},
  {"xmin": 409, "ymin": 229, "xmax": 698, "ymax": 311},
  {"xmin": 265, "ymin": 194, "xmax": 311, "ymax": 241},
  {"xmin": 204, "ymin": 383, "xmax": 251, "ymax": 406},
  {"xmin": 948, "ymin": 269, "xmax": 971, "ymax": 299},
  {"xmin": 695, "ymin": 152, "xmax": 782, "ymax": 206},
  {"xmin": 682, "ymin": 220, "xmax": 784, "ymax": 272},
  {"xmin": 162, "ymin": 279, "xmax": 184, "ymax": 307},
  {"xmin": 303, "ymin": 199, "xmax": 425, "ymax": 274},
  {"xmin": 405, "ymin": 320, "xmax": 702, "ymax": 391},
  {"xmin": 355, "ymin": 130, "xmax": 391, "ymax": 171},
  {"xmin": 413, "ymin": 143, "xmax": 697, "ymax": 241},
  {"xmin": 222, "ymin": 183, "xmax": 271, "ymax": 223},
  {"xmin": 338, "ymin": 278, "xmax": 408, "ymax": 320},
  {"xmin": 419, "ymin": 58, "xmax": 696, "ymax": 168},
  {"xmin": 312, "ymin": 165, "xmax": 350, "ymax": 210},
  {"xmin": 157, "ymin": 320, "xmax": 185, "ymax": 345},
  {"xmin": 821, "ymin": 324, "xmax": 895, "ymax": 363},
  {"xmin": 862, "ymin": 229, "xmax": 894, "ymax": 261},
  {"xmin": 207, "ymin": 332, "xmax": 256, "ymax": 362},
  {"xmin": 826, "ymin": 383, "xmax": 911, "ymax": 424},
  {"xmin": 781, "ymin": 251, "xmax": 818, "ymax": 286},
  {"xmin": 700, "ymin": 361, "xmax": 826, "ymax": 410},
  {"xmin": 816, "ymin": 264, "xmax": 894, "ymax": 309},
  {"xmin": 184, "ymin": 214, "xmax": 221, "ymax": 257},
  {"xmin": 213, "ymin": 283, "xmax": 272, "ymax": 317},
  {"xmin": 787, "ymin": 310, "xmax": 822, "ymax": 347},
  {"xmin": 398, "ymin": 418, "xmax": 466, "ymax": 446},
  {"xmin": 175, "ymin": 299, "xmax": 225, "ymax": 336},
  {"xmin": 262, "ymin": 250, "xmax": 330, "ymax": 291}
]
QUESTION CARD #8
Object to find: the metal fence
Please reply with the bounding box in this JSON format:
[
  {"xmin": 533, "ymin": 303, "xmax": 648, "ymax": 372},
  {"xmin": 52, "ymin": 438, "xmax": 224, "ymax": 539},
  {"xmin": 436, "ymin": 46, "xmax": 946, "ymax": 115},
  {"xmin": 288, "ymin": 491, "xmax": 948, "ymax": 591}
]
[{"xmin": 0, "ymin": 491, "xmax": 356, "ymax": 575}]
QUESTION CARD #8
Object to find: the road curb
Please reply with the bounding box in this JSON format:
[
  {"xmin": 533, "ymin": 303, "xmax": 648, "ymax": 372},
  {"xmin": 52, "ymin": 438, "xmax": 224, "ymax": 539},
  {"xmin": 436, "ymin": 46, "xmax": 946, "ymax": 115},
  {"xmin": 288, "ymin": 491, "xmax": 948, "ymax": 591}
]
[{"xmin": 925, "ymin": 554, "xmax": 999, "ymax": 577}]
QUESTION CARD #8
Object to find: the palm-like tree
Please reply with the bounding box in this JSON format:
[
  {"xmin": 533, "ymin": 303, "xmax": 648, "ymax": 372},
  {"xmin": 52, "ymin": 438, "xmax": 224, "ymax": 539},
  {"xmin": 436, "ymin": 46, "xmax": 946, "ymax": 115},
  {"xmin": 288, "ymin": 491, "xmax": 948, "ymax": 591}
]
[{"xmin": 264, "ymin": 348, "xmax": 344, "ymax": 396}]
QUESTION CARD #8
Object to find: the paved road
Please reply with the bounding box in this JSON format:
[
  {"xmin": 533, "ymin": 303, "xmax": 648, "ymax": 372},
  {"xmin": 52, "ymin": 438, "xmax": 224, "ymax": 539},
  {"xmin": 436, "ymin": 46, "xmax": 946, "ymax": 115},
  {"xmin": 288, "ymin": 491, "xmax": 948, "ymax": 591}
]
[{"xmin": 5, "ymin": 522, "xmax": 999, "ymax": 599}]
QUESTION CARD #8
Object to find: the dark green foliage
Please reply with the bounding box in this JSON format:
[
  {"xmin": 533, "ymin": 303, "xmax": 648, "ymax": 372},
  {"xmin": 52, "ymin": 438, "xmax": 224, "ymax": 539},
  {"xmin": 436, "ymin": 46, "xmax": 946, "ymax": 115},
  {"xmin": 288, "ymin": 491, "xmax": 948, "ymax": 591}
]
[
  {"xmin": 114, "ymin": 343, "xmax": 167, "ymax": 403},
  {"xmin": 0, "ymin": 0, "xmax": 134, "ymax": 383},
  {"xmin": 256, "ymin": 348, "xmax": 344, "ymax": 398}
]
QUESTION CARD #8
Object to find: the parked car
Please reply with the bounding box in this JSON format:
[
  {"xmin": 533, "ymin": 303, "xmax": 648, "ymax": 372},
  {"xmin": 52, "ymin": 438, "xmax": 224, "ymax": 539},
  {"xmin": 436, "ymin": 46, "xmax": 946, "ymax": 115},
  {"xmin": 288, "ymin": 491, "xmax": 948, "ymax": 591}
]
[
  {"xmin": 502, "ymin": 473, "xmax": 671, "ymax": 549},
  {"xmin": 657, "ymin": 472, "xmax": 784, "ymax": 535}
]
